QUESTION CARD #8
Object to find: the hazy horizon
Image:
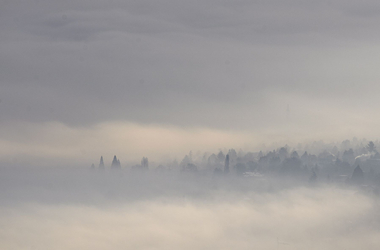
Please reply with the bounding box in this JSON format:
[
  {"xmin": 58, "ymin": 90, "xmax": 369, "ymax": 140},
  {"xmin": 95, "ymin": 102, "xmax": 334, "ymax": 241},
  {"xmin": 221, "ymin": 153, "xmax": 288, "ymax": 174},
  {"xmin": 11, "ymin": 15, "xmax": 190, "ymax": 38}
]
[{"xmin": 2, "ymin": 1, "xmax": 380, "ymax": 249}]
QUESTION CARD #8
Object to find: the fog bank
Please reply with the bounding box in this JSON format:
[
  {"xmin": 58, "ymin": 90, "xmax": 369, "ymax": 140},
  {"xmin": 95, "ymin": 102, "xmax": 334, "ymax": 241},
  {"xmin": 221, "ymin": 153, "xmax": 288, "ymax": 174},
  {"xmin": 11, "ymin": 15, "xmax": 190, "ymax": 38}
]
[
  {"xmin": 0, "ymin": 167, "xmax": 380, "ymax": 249},
  {"xmin": 1, "ymin": 185, "xmax": 379, "ymax": 250}
]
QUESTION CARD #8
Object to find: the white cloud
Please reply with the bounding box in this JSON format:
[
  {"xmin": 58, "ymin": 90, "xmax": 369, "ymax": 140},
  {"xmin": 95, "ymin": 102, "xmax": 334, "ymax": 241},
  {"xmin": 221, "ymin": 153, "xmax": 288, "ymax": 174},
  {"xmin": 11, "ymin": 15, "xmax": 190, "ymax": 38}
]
[{"xmin": 0, "ymin": 186, "xmax": 378, "ymax": 250}]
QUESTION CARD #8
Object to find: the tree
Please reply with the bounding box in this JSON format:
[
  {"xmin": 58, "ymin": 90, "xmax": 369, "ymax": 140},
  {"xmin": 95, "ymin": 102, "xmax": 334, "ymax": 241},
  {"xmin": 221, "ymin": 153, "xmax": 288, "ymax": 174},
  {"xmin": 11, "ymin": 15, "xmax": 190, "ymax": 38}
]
[
  {"xmin": 207, "ymin": 154, "xmax": 218, "ymax": 166},
  {"xmin": 342, "ymin": 149, "xmax": 355, "ymax": 164},
  {"xmin": 224, "ymin": 154, "xmax": 230, "ymax": 174},
  {"xmin": 182, "ymin": 163, "xmax": 198, "ymax": 173},
  {"xmin": 280, "ymin": 157, "xmax": 302, "ymax": 175},
  {"xmin": 367, "ymin": 141, "xmax": 376, "ymax": 153},
  {"xmin": 351, "ymin": 165, "xmax": 364, "ymax": 184},
  {"xmin": 99, "ymin": 156, "xmax": 105, "ymax": 170},
  {"xmin": 301, "ymin": 151, "xmax": 308, "ymax": 163},
  {"xmin": 290, "ymin": 151, "xmax": 299, "ymax": 159},
  {"xmin": 141, "ymin": 157, "xmax": 149, "ymax": 170},
  {"xmin": 217, "ymin": 151, "xmax": 225, "ymax": 162},
  {"xmin": 228, "ymin": 149, "xmax": 237, "ymax": 162},
  {"xmin": 278, "ymin": 147, "xmax": 288, "ymax": 161},
  {"xmin": 111, "ymin": 155, "xmax": 121, "ymax": 169}
]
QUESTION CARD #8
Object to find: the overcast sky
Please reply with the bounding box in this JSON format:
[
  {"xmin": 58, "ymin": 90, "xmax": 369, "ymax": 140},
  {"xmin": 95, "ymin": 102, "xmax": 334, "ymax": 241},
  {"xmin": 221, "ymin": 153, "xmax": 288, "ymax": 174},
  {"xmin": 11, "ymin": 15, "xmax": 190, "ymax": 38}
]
[{"xmin": 2, "ymin": 0, "xmax": 380, "ymax": 165}]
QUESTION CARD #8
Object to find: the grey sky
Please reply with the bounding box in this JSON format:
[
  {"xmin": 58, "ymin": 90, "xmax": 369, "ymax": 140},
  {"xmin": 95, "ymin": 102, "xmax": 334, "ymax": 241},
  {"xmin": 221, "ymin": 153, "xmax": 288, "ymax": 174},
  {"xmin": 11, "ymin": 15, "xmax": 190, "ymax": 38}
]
[{"xmin": 1, "ymin": 0, "xmax": 380, "ymax": 164}]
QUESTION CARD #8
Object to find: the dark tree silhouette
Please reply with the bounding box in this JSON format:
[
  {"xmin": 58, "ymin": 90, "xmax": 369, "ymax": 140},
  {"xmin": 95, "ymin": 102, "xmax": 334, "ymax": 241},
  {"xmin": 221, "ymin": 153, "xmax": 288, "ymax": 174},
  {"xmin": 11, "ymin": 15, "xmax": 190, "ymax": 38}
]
[
  {"xmin": 367, "ymin": 141, "xmax": 376, "ymax": 153},
  {"xmin": 280, "ymin": 157, "xmax": 302, "ymax": 175},
  {"xmin": 351, "ymin": 165, "xmax": 364, "ymax": 183},
  {"xmin": 111, "ymin": 155, "xmax": 121, "ymax": 169},
  {"xmin": 301, "ymin": 151, "xmax": 308, "ymax": 163},
  {"xmin": 228, "ymin": 149, "xmax": 237, "ymax": 162},
  {"xmin": 224, "ymin": 154, "xmax": 230, "ymax": 174},
  {"xmin": 278, "ymin": 147, "xmax": 288, "ymax": 161},
  {"xmin": 141, "ymin": 157, "xmax": 149, "ymax": 170},
  {"xmin": 182, "ymin": 163, "xmax": 198, "ymax": 173},
  {"xmin": 342, "ymin": 149, "xmax": 355, "ymax": 164},
  {"xmin": 99, "ymin": 156, "xmax": 105, "ymax": 170},
  {"xmin": 291, "ymin": 151, "xmax": 299, "ymax": 159},
  {"xmin": 217, "ymin": 151, "xmax": 225, "ymax": 162}
]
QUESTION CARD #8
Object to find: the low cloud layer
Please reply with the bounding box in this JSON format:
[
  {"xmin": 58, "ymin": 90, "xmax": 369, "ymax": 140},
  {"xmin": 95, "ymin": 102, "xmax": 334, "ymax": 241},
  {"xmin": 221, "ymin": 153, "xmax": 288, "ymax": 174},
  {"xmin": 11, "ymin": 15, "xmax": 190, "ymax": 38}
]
[
  {"xmin": 1, "ymin": 159, "xmax": 379, "ymax": 249},
  {"xmin": 1, "ymin": 185, "xmax": 379, "ymax": 250}
]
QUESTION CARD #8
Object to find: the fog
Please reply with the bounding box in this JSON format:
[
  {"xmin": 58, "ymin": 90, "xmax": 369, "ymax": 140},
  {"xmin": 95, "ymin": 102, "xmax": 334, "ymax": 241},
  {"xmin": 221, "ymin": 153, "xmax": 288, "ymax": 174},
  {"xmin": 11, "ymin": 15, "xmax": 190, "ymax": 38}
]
[
  {"xmin": 3, "ymin": 0, "xmax": 380, "ymax": 248},
  {"xmin": 0, "ymin": 161, "xmax": 380, "ymax": 249},
  {"xmin": 3, "ymin": 190, "xmax": 379, "ymax": 250},
  {"xmin": 2, "ymin": 134, "xmax": 380, "ymax": 249}
]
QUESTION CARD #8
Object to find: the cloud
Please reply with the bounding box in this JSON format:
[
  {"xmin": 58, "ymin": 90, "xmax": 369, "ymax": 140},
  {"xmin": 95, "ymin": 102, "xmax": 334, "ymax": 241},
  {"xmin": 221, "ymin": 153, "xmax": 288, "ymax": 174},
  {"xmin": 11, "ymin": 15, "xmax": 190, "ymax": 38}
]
[
  {"xmin": 2, "ymin": 0, "xmax": 380, "ymax": 163},
  {"xmin": 0, "ymin": 186, "xmax": 378, "ymax": 250}
]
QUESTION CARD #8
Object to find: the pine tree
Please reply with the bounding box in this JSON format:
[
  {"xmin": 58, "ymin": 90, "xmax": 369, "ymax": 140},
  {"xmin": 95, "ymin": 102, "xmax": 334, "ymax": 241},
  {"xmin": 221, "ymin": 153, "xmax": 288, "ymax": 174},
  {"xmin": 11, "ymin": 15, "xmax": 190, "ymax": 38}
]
[
  {"xmin": 367, "ymin": 141, "xmax": 376, "ymax": 153},
  {"xmin": 141, "ymin": 157, "xmax": 149, "ymax": 170},
  {"xmin": 111, "ymin": 155, "xmax": 121, "ymax": 169},
  {"xmin": 351, "ymin": 165, "xmax": 364, "ymax": 183},
  {"xmin": 99, "ymin": 156, "xmax": 105, "ymax": 170}
]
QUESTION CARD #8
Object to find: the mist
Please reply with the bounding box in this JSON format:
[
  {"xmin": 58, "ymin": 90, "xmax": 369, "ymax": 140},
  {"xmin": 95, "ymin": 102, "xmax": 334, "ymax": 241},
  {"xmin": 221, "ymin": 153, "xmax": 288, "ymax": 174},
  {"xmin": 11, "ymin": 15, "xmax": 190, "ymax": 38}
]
[
  {"xmin": 3, "ymin": 0, "xmax": 380, "ymax": 249},
  {"xmin": 1, "ymin": 167, "xmax": 380, "ymax": 250},
  {"xmin": 1, "ymin": 137, "xmax": 380, "ymax": 249}
]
